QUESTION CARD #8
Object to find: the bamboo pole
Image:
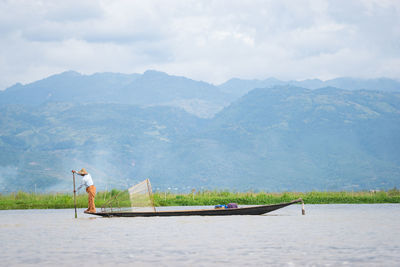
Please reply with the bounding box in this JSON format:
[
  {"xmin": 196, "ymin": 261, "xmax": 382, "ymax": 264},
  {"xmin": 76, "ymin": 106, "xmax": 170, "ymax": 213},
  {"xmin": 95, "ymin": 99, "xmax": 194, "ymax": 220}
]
[{"xmin": 72, "ymin": 172, "xmax": 77, "ymax": 218}]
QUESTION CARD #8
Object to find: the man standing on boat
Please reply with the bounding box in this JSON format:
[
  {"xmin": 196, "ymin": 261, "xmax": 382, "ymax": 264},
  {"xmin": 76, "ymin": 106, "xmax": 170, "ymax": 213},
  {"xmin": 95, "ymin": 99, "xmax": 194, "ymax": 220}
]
[{"xmin": 72, "ymin": 168, "xmax": 96, "ymax": 213}]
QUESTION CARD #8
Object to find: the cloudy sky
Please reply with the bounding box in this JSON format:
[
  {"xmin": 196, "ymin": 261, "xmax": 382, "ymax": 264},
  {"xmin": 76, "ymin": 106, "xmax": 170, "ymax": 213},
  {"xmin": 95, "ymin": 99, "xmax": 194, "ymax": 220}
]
[{"xmin": 0, "ymin": 0, "xmax": 399, "ymax": 90}]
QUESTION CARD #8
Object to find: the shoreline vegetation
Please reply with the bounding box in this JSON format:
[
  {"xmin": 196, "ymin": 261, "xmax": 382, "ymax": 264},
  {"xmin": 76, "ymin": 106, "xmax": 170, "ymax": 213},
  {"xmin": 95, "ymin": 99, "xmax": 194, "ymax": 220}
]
[{"xmin": 0, "ymin": 189, "xmax": 399, "ymax": 210}]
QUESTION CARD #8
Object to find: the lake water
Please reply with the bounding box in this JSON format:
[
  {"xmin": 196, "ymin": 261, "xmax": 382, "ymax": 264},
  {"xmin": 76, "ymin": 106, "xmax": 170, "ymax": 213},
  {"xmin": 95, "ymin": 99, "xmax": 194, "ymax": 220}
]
[{"xmin": 0, "ymin": 204, "xmax": 399, "ymax": 266}]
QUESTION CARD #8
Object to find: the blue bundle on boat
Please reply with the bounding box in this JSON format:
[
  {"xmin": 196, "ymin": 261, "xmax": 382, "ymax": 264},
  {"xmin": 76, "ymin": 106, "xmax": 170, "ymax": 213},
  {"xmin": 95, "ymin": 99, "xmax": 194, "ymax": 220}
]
[
  {"xmin": 215, "ymin": 203, "xmax": 239, "ymax": 209},
  {"xmin": 227, "ymin": 203, "xmax": 238, "ymax": 209}
]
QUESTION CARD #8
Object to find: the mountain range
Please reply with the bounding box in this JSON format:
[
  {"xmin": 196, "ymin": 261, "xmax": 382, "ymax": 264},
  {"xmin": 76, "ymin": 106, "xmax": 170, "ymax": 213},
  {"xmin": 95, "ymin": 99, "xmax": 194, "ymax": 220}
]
[{"xmin": 0, "ymin": 71, "xmax": 399, "ymax": 192}]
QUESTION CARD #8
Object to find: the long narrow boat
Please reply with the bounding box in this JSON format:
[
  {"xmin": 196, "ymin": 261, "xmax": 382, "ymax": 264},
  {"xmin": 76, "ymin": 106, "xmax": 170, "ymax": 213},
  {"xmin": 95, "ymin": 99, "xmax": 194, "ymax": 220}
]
[{"xmin": 89, "ymin": 198, "xmax": 304, "ymax": 217}]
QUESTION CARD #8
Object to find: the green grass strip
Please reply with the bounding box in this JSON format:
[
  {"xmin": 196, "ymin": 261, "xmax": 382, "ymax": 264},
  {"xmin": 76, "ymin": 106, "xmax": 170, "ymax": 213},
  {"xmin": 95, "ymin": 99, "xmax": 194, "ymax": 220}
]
[{"xmin": 0, "ymin": 188, "xmax": 399, "ymax": 210}]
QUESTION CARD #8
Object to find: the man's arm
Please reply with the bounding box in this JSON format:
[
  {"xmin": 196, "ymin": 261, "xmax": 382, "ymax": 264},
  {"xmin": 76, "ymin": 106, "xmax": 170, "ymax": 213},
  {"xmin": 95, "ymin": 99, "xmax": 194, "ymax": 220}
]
[{"xmin": 72, "ymin": 170, "xmax": 84, "ymax": 190}]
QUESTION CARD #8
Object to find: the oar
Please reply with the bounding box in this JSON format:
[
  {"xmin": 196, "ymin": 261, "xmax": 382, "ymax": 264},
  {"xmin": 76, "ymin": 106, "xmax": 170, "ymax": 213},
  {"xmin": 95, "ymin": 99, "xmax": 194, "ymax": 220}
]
[{"xmin": 72, "ymin": 171, "xmax": 77, "ymax": 218}]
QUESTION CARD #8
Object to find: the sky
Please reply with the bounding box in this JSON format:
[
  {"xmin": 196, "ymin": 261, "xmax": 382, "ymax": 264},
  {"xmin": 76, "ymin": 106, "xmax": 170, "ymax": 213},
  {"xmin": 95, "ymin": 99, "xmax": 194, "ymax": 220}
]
[{"xmin": 0, "ymin": 0, "xmax": 399, "ymax": 90}]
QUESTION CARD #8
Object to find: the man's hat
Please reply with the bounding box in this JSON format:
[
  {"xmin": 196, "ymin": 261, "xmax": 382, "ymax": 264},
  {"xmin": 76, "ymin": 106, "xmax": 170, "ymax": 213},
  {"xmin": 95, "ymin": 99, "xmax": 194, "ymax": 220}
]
[{"xmin": 78, "ymin": 168, "xmax": 88, "ymax": 175}]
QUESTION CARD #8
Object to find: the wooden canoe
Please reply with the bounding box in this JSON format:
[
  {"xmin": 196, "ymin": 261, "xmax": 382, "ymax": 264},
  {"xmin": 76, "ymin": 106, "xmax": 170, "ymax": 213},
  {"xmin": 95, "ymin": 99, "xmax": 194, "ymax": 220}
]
[{"xmin": 89, "ymin": 198, "xmax": 303, "ymax": 217}]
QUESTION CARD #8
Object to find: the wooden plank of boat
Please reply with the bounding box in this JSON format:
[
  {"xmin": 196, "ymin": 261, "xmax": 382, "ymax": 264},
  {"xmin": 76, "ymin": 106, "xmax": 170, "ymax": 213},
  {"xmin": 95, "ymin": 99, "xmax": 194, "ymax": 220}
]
[{"xmin": 89, "ymin": 198, "xmax": 303, "ymax": 217}]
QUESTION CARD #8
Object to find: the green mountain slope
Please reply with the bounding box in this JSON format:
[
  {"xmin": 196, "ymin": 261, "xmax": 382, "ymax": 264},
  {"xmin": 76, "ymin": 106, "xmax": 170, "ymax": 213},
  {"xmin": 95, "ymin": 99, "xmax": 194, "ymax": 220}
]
[
  {"xmin": 208, "ymin": 86, "xmax": 400, "ymax": 190},
  {"xmin": 0, "ymin": 76, "xmax": 399, "ymax": 192}
]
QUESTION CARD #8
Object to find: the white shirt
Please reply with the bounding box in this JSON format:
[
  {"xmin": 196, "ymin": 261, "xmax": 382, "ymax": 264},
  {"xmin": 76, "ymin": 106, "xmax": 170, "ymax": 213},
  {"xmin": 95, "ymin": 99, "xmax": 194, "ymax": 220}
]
[{"xmin": 77, "ymin": 173, "xmax": 94, "ymax": 190}]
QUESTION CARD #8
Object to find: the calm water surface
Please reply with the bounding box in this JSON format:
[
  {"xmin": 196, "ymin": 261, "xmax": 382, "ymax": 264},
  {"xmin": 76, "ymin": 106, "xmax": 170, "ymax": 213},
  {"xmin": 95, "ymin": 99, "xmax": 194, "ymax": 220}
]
[{"xmin": 0, "ymin": 204, "xmax": 399, "ymax": 266}]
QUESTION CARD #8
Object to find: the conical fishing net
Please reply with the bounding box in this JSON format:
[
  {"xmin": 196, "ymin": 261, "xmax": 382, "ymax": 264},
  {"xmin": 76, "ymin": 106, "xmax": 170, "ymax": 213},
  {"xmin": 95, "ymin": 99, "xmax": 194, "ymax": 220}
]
[
  {"xmin": 128, "ymin": 179, "xmax": 156, "ymax": 212},
  {"xmin": 101, "ymin": 179, "xmax": 156, "ymax": 213}
]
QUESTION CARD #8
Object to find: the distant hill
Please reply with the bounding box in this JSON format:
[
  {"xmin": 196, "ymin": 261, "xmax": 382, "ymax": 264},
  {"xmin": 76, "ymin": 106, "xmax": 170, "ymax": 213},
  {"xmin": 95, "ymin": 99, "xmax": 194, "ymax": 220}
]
[
  {"xmin": 209, "ymin": 86, "xmax": 400, "ymax": 191},
  {"xmin": 218, "ymin": 77, "xmax": 400, "ymax": 98},
  {"xmin": 0, "ymin": 78, "xmax": 399, "ymax": 192},
  {"xmin": 0, "ymin": 103, "xmax": 205, "ymax": 192},
  {"xmin": 0, "ymin": 70, "xmax": 232, "ymax": 118},
  {"xmin": 2, "ymin": 71, "xmax": 399, "ymax": 118},
  {"xmin": 0, "ymin": 71, "xmax": 139, "ymax": 106}
]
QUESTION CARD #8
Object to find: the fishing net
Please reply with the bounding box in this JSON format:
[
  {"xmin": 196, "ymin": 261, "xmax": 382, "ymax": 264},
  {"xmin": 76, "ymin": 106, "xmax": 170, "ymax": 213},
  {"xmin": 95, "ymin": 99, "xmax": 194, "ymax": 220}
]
[
  {"xmin": 128, "ymin": 179, "xmax": 155, "ymax": 212},
  {"xmin": 101, "ymin": 179, "xmax": 156, "ymax": 213}
]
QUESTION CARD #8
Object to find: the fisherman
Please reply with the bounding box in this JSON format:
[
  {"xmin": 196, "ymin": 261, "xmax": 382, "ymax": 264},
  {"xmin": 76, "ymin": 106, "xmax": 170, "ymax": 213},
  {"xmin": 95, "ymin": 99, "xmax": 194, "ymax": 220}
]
[{"xmin": 72, "ymin": 168, "xmax": 96, "ymax": 213}]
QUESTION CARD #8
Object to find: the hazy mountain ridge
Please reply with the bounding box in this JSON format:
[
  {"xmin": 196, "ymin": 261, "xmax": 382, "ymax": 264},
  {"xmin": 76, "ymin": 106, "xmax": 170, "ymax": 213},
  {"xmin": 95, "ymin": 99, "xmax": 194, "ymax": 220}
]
[
  {"xmin": 0, "ymin": 72, "xmax": 399, "ymax": 192},
  {"xmin": 2, "ymin": 71, "xmax": 399, "ymax": 118},
  {"xmin": 218, "ymin": 77, "xmax": 400, "ymax": 99},
  {"xmin": 0, "ymin": 70, "xmax": 231, "ymax": 118},
  {"xmin": 0, "ymin": 71, "xmax": 140, "ymax": 106}
]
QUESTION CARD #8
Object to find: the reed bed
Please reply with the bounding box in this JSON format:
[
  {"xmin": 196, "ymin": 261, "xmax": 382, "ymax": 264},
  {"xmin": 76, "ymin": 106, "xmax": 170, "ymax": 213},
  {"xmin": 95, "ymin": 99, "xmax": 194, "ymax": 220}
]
[
  {"xmin": 154, "ymin": 189, "xmax": 400, "ymax": 206},
  {"xmin": 0, "ymin": 189, "xmax": 399, "ymax": 210},
  {"xmin": 0, "ymin": 190, "xmax": 119, "ymax": 210}
]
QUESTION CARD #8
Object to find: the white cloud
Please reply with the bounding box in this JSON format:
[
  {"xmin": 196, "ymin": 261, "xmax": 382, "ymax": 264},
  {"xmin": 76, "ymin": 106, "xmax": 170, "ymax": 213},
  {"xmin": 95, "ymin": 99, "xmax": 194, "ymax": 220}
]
[{"xmin": 0, "ymin": 0, "xmax": 399, "ymax": 90}]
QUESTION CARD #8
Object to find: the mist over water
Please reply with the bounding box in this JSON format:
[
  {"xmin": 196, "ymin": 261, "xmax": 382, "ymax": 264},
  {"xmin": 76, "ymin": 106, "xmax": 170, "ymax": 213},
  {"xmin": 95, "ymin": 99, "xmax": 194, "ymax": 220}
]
[{"xmin": 1, "ymin": 204, "xmax": 399, "ymax": 266}]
